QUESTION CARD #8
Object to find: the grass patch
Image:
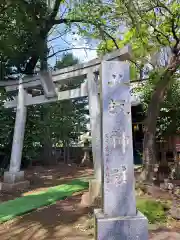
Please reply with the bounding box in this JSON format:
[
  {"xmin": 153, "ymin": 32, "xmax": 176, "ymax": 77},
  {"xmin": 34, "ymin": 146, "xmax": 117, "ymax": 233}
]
[
  {"xmin": 85, "ymin": 198, "xmax": 169, "ymax": 232},
  {"xmin": 0, "ymin": 179, "xmax": 89, "ymax": 223},
  {"xmin": 137, "ymin": 198, "xmax": 169, "ymax": 224}
]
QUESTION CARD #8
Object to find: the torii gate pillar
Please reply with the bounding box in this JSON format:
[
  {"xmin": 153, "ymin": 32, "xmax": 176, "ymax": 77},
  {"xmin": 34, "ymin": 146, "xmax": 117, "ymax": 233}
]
[
  {"xmin": 81, "ymin": 72, "xmax": 102, "ymax": 206},
  {"xmin": 0, "ymin": 79, "xmax": 29, "ymax": 191}
]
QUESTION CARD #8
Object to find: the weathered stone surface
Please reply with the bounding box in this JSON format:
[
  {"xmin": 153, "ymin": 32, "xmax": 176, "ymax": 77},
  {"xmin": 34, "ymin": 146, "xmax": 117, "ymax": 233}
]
[
  {"xmin": 0, "ymin": 180, "xmax": 30, "ymax": 192},
  {"xmin": 3, "ymin": 171, "xmax": 25, "ymax": 184},
  {"xmin": 94, "ymin": 60, "xmax": 148, "ymax": 239},
  {"xmin": 9, "ymin": 80, "xmax": 27, "ymax": 173},
  {"xmin": 81, "ymin": 179, "xmax": 101, "ymax": 207},
  {"xmin": 87, "ymin": 72, "xmax": 102, "ymax": 182},
  {"xmin": 101, "ymin": 61, "xmax": 136, "ymax": 217},
  {"xmin": 94, "ymin": 209, "xmax": 148, "ymax": 240}
]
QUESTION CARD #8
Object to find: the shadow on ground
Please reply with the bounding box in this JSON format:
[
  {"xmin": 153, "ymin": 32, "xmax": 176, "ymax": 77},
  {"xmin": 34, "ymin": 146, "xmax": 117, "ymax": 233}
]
[
  {"xmin": 0, "ymin": 164, "xmax": 179, "ymax": 239},
  {"xmin": 0, "ymin": 164, "xmax": 93, "ymax": 202},
  {"xmin": 0, "ymin": 193, "xmax": 94, "ymax": 240},
  {"xmin": 0, "ymin": 164, "xmax": 94, "ymax": 240}
]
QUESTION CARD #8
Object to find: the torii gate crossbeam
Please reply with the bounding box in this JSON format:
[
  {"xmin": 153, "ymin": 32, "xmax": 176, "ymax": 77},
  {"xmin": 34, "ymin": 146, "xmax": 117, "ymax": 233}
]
[{"xmin": 0, "ymin": 46, "xmax": 134, "ymax": 192}]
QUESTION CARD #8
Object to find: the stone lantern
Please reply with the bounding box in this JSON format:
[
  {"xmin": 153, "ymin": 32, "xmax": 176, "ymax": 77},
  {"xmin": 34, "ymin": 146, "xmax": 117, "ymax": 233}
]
[{"xmin": 79, "ymin": 132, "xmax": 92, "ymax": 166}]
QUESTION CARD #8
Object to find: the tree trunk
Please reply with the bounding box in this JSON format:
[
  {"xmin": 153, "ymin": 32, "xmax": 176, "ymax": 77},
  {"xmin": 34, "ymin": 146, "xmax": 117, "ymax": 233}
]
[
  {"xmin": 142, "ymin": 56, "xmax": 179, "ymax": 182},
  {"xmin": 40, "ymin": 34, "xmax": 53, "ymax": 165},
  {"xmin": 66, "ymin": 143, "xmax": 70, "ymax": 164},
  {"xmin": 63, "ymin": 145, "xmax": 66, "ymax": 163},
  {"xmin": 42, "ymin": 138, "xmax": 53, "ymax": 165}
]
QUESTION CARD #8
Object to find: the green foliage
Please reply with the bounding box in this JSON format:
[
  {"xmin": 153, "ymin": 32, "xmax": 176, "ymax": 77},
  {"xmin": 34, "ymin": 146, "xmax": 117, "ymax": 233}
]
[
  {"xmin": 0, "ymin": 53, "xmax": 88, "ymax": 166},
  {"xmin": 41, "ymin": 53, "xmax": 88, "ymax": 148},
  {"xmin": 134, "ymin": 75, "xmax": 180, "ymax": 137},
  {"xmin": 55, "ymin": 53, "xmax": 79, "ymax": 70},
  {"xmin": 25, "ymin": 53, "xmax": 88, "ymax": 163},
  {"xmin": 86, "ymin": 197, "xmax": 169, "ymax": 227},
  {"xmin": 0, "ymin": 0, "xmax": 48, "ymax": 76},
  {"xmin": 0, "ymin": 90, "xmax": 15, "ymax": 156},
  {"xmin": 93, "ymin": 0, "xmax": 180, "ymax": 144},
  {"xmin": 136, "ymin": 198, "xmax": 169, "ymax": 223},
  {"xmin": 0, "ymin": 0, "xmax": 118, "ymax": 76},
  {"xmin": 95, "ymin": 0, "xmax": 180, "ymax": 82},
  {"xmin": 67, "ymin": 1, "xmax": 116, "ymax": 39}
]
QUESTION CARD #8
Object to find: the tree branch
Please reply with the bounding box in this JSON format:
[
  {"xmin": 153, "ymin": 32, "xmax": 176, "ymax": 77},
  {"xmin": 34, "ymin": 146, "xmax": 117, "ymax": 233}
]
[
  {"xmin": 47, "ymin": 47, "xmax": 97, "ymax": 59},
  {"xmin": 156, "ymin": 34, "xmax": 167, "ymax": 47},
  {"xmin": 49, "ymin": 0, "xmax": 64, "ymax": 21},
  {"xmin": 48, "ymin": 29, "xmax": 70, "ymax": 42},
  {"xmin": 156, "ymin": 0, "xmax": 173, "ymax": 15},
  {"xmin": 53, "ymin": 18, "xmax": 84, "ymax": 25},
  {"xmin": 54, "ymin": 18, "xmax": 120, "ymax": 49},
  {"xmin": 135, "ymin": 0, "xmax": 171, "ymax": 45},
  {"xmin": 171, "ymin": 18, "xmax": 180, "ymax": 53},
  {"xmin": 101, "ymin": 29, "xmax": 119, "ymax": 49},
  {"xmin": 24, "ymin": 0, "xmax": 66, "ymax": 74},
  {"xmin": 24, "ymin": 55, "xmax": 39, "ymax": 74}
]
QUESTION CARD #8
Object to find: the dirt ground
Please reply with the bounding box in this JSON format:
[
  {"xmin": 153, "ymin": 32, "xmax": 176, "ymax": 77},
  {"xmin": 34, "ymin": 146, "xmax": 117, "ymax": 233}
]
[
  {"xmin": 0, "ymin": 193, "xmax": 94, "ymax": 240},
  {"xmin": 0, "ymin": 164, "xmax": 180, "ymax": 240},
  {"xmin": 0, "ymin": 163, "xmax": 93, "ymax": 202}
]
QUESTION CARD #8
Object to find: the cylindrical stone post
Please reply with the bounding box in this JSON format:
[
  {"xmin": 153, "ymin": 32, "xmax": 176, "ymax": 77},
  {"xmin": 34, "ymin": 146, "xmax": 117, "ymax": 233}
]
[
  {"xmin": 87, "ymin": 72, "xmax": 102, "ymax": 182},
  {"xmin": 9, "ymin": 78, "xmax": 27, "ymax": 173}
]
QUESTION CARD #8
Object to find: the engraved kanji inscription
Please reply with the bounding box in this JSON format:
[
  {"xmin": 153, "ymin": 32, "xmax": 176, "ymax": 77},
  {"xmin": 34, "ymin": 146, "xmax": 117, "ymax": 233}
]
[
  {"xmin": 109, "ymin": 131, "xmax": 130, "ymax": 154},
  {"xmin": 108, "ymin": 99, "xmax": 126, "ymax": 115},
  {"xmin": 106, "ymin": 165, "xmax": 127, "ymax": 186},
  {"xmin": 108, "ymin": 72, "xmax": 125, "ymax": 87}
]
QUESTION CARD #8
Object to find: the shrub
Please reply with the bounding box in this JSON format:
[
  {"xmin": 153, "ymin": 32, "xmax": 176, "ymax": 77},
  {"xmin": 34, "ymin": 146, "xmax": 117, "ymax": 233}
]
[{"xmin": 137, "ymin": 199, "xmax": 169, "ymax": 224}]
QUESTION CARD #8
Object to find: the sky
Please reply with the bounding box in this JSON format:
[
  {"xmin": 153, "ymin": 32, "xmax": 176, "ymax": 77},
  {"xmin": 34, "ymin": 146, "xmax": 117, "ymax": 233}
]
[{"xmin": 48, "ymin": 25, "xmax": 98, "ymax": 67}]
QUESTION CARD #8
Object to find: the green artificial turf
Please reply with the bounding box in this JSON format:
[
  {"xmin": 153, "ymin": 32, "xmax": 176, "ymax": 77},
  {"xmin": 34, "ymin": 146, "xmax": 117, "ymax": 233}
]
[{"xmin": 0, "ymin": 179, "xmax": 89, "ymax": 223}]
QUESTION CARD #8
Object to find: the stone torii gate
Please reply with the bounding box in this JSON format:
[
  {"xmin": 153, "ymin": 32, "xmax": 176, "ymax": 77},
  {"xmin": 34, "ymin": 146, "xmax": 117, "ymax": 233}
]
[
  {"xmin": 0, "ymin": 46, "xmax": 148, "ymax": 239},
  {"xmin": 0, "ymin": 46, "xmax": 132, "ymax": 189}
]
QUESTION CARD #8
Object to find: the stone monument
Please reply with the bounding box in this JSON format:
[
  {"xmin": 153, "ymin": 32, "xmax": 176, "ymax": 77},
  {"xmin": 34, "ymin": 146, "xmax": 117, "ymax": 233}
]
[{"xmin": 94, "ymin": 61, "xmax": 148, "ymax": 239}]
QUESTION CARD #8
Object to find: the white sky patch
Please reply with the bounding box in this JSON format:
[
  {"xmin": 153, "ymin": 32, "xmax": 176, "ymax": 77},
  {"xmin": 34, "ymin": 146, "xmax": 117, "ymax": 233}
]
[
  {"xmin": 65, "ymin": 33, "xmax": 98, "ymax": 62},
  {"xmin": 48, "ymin": 23, "xmax": 99, "ymax": 66}
]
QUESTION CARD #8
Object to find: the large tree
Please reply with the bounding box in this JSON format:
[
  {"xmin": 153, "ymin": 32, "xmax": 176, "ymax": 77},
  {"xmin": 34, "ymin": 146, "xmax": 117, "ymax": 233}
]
[
  {"xmin": 94, "ymin": 0, "xmax": 180, "ymax": 181},
  {"xmin": 0, "ymin": 0, "xmax": 48, "ymax": 76},
  {"xmin": 0, "ymin": 0, "xmax": 114, "ymax": 76}
]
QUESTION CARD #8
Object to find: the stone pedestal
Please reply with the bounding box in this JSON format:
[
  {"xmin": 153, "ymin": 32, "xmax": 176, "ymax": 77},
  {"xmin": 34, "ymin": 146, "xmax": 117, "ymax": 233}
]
[
  {"xmin": 0, "ymin": 180, "xmax": 30, "ymax": 192},
  {"xmin": 94, "ymin": 209, "xmax": 148, "ymax": 240},
  {"xmin": 4, "ymin": 171, "xmax": 25, "ymax": 183},
  {"xmin": 0, "ymin": 171, "xmax": 29, "ymax": 192}
]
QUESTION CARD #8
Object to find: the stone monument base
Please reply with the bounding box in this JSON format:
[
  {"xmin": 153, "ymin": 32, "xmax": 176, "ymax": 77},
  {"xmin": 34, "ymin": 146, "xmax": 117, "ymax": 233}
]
[
  {"xmin": 0, "ymin": 181, "xmax": 30, "ymax": 192},
  {"xmin": 4, "ymin": 171, "xmax": 25, "ymax": 183},
  {"xmin": 94, "ymin": 209, "xmax": 148, "ymax": 240},
  {"xmin": 0, "ymin": 171, "xmax": 30, "ymax": 192}
]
